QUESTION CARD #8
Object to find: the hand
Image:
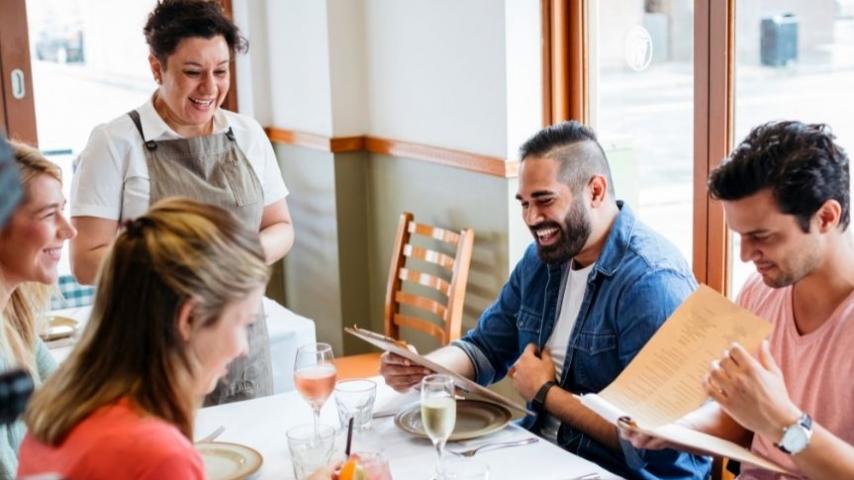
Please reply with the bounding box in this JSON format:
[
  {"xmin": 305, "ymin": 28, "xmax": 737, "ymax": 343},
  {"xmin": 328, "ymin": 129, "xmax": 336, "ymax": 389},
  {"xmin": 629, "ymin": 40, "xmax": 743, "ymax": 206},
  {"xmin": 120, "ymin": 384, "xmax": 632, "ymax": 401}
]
[
  {"xmin": 508, "ymin": 344, "xmax": 556, "ymax": 402},
  {"xmin": 618, "ymin": 417, "xmax": 720, "ymax": 457},
  {"xmin": 705, "ymin": 340, "xmax": 801, "ymax": 441},
  {"xmin": 309, "ymin": 462, "xmax": 340, "ymax": 480},
  {"xmin": 379, "ymin": 350, "xmax": 432, "ymax": 393},
  {"xmin": 618, "ymin": 417, "xmax": 676, "ymax": 450}
]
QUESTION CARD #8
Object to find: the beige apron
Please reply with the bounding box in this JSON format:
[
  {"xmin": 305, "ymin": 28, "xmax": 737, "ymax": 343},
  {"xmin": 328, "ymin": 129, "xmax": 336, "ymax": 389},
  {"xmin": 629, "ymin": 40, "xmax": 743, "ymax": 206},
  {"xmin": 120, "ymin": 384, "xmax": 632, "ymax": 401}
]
[{"xmin": 128, "ymin": 110, "xmax": 274, "ymax": 405}]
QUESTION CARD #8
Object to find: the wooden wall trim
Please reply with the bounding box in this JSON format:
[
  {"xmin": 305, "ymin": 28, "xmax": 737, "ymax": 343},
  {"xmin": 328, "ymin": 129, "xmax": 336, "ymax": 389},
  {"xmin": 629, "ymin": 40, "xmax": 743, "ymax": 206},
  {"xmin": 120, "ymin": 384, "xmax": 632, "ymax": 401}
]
[
  {"xmin": 264, "ymin": 127, "xmax": 363, "ymax": 153},
  {"xmin": 264, "ymin": 127, "xmax": 518, "ymax": 178}
]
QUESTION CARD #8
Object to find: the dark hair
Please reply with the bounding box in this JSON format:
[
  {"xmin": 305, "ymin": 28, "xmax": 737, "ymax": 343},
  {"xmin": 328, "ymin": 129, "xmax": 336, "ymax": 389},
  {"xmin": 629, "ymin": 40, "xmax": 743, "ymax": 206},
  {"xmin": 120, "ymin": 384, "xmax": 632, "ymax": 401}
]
[
  {"xmin": 519, "ymin": 120, "xmax": 615, "ymax": 197},
  {"xmin": 144, "ymin": 0, "xmax": 248, "ymax": 65},
  {"xmin": 708, "ymin": 121, "xmax": 850, "ymax": 232}
]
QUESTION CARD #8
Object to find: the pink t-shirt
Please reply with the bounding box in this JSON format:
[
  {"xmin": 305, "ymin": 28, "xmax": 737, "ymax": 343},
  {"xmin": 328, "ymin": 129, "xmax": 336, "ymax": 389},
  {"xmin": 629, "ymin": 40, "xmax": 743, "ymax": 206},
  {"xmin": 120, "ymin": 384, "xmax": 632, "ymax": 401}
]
[
  {"xmin": 18, "ymin": 398, "xmax": 204, "ymax": 480},
  {"xmin": 737, "ymin": 274, "xmax": 854, "ymax": 480}
]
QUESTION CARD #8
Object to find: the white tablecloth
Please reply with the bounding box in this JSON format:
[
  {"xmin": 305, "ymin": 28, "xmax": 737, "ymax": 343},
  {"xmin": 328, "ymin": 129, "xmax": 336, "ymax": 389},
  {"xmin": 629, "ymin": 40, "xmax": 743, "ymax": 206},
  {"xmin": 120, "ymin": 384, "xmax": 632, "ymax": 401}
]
[
  {"xmin": 194, "ymin": 378, "xmax": 621, "ymax": 480},
  {"xmin": 46, "ymin": 296, "xmax": 316, "ymax": 393}
]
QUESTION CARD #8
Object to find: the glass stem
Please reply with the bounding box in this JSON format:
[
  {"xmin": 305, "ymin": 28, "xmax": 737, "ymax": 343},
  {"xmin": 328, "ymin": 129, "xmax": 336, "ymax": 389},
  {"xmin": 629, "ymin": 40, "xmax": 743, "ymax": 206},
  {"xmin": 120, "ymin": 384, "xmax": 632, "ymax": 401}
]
[
  {"xmin": 435, "ymin": 440, "xmax": 446, "ymax": 479},
  {"xmin": 313, "ymin": 407, "xmax": 320, "ymax": 439}
]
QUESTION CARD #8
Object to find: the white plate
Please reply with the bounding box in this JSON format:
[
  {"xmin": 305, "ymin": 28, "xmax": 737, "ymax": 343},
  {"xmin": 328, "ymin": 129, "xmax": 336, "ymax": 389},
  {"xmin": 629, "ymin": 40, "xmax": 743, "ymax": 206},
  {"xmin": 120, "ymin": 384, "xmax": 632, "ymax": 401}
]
[
  {"xmin": 196, "ymin": 441, "xmax": 263, "ymax": 480},
  {"xmin": 40, "ymin": 315, "xmax": 78, "ymax": 341}
]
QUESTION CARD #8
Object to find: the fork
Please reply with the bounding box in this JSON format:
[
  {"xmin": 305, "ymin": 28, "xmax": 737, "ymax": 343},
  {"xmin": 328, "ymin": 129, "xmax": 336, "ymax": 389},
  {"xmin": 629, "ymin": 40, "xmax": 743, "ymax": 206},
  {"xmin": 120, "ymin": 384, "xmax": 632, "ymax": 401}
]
[{"xmin": 449, "ymin": 437, "xmax": 538, "ymax": 457}]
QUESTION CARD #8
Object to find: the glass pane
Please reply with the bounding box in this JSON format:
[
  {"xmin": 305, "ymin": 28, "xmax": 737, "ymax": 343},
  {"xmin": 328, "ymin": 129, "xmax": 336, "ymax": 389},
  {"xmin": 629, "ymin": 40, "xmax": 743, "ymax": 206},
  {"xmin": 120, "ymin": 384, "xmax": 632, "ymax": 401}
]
[
  {"xmin": 589, "ymin": 0, "xmax": 694, "ymax": 266},
  {"xmin": 27, "ymin": 0, "xmax": 156, "ymax": 277},
  {"xmin": 731, "ymin": 1, "xmax": 854, "ymax": 295}
]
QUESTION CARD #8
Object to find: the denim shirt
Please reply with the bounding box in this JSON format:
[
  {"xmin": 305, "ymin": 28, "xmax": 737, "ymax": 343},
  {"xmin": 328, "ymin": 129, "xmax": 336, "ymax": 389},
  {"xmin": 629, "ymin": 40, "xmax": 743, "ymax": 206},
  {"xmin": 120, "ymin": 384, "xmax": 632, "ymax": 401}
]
[{"xmin": 454, "ymin": 202, "xmax": 710, "ymax": 480}]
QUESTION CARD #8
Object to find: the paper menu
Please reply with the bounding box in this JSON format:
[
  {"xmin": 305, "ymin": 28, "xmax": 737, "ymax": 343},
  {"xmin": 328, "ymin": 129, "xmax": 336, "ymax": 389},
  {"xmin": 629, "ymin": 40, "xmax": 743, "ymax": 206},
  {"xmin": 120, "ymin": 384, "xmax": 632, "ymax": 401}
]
[
  {"xmin": 595, "ymin": 285, "xmax": 772, "ymax": 428},
  {"xmin": 583, "ymin": 393, "xmax": 787, "ymax": 474},
  {"xmin": 579, "ymin": 285, "xmax": 787, "ymax": 474},
  {"xmin": 345, "ymin": 326, "xmax": 535, "ymax": 416}
]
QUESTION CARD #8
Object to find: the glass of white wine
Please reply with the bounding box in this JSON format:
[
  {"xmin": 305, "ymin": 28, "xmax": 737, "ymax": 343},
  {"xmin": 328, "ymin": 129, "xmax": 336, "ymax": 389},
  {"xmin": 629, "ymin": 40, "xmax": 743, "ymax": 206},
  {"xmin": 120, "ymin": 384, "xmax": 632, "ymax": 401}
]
[{"xmin": 420, "ymin": 374, "xmax": 456, "ymax": 480}]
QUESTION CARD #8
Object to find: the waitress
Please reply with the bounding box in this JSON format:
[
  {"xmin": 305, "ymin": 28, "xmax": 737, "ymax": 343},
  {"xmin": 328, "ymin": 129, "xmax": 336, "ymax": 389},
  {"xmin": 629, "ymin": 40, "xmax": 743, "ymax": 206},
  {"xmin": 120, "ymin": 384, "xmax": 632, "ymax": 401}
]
[{"xmin": 69, "ymin": 0, "xmax": 293, "ymax": 405}]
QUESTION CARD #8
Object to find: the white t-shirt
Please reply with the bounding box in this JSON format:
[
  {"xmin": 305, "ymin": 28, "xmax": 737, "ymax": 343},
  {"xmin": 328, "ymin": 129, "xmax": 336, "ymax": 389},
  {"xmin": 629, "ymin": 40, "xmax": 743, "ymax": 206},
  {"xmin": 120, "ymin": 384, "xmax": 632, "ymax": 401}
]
[
  {"xmin": 71, "ymin": 97, "xmax": 288, "ymax": 222},
  {"xmin": 540, "ymin": 261, "xmax": 594, "ymax": 443}
]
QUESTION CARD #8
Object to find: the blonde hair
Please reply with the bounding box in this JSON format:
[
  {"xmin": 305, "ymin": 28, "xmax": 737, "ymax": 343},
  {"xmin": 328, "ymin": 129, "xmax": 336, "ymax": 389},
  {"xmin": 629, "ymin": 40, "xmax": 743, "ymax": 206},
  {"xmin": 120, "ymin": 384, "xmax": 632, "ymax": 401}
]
[
  {"xmin": 0, "ymin": 141, "xmax": 62, "ymax": 382},
  {"xmin": 26, "ymin": 197, "xmax": 270, "ymax": 445}
]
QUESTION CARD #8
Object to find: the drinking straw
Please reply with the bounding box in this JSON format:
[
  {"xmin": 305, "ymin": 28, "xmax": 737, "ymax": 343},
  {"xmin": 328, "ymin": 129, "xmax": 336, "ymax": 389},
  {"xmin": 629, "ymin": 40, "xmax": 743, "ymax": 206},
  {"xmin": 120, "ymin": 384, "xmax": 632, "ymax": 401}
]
[{"xmin": 345, "ymin": 417, "xmax": 355, "ymax": 456}]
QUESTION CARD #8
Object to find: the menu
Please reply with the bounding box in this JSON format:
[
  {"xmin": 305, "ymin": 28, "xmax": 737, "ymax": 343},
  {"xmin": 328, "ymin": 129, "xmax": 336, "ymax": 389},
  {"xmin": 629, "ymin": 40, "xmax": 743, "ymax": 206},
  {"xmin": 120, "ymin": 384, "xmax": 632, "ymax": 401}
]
[
  {"xmin": 578, "ymin": 285, "xmax": 787, "ymax": 474},
  {"xmin": 345, "ymin": 326, "xmax": 535, "ymax": 416}
]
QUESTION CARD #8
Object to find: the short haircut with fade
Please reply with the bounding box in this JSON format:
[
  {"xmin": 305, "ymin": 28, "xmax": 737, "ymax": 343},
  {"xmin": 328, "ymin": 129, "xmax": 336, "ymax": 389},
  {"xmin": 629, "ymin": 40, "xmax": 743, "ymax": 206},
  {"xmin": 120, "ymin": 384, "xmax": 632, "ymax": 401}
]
[{"xmin": 519, "ymin": 121, "xmax": 615, "ymax": 197}]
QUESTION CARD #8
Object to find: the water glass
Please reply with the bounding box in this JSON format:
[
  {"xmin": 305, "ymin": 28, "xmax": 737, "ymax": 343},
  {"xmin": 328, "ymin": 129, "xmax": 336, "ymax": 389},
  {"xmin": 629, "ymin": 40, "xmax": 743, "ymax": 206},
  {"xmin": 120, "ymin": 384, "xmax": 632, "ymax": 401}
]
[
  {"xmin": 442, "ymin": 458, "xmax": 490, "ymax": 479},
  {"xmin": 286, "ymin": 423, "xmax": 336, "ymax": 480},
  {"xmin": 334, "ymin": 379, "xmax": 377, "ymax": 431}
]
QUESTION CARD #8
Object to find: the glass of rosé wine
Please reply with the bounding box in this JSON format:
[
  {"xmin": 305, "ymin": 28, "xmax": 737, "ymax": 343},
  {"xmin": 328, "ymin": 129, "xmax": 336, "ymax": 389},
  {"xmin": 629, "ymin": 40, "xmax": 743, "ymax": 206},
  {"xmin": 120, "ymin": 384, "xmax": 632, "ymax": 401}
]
[{"xmin": 294, "ymin": 342, "xmax": 337, "ymax": 437}]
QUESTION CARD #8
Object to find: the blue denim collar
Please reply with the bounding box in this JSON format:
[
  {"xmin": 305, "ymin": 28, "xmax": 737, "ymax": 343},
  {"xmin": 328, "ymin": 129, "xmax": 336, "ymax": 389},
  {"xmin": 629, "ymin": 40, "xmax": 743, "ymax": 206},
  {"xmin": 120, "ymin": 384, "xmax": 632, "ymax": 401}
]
[{"xmin": 592, "ymin": 200, "xmax": 635, "ymax": 277}]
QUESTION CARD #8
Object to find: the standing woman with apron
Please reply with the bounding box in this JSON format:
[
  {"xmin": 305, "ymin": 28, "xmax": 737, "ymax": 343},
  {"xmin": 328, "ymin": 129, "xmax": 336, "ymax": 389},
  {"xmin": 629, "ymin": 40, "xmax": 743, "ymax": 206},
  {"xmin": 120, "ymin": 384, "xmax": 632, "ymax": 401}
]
[{"xmin": 69, "ymin": 0, "xmax": 294, "ymax": 405}]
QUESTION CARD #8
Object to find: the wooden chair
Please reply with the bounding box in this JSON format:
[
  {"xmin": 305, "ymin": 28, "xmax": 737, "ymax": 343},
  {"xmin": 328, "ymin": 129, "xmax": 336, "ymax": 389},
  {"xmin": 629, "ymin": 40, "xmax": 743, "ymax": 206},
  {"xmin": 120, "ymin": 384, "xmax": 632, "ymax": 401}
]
[{"xmin": 335, "ymin": 212, "xmax": 475, "ymax": 379}]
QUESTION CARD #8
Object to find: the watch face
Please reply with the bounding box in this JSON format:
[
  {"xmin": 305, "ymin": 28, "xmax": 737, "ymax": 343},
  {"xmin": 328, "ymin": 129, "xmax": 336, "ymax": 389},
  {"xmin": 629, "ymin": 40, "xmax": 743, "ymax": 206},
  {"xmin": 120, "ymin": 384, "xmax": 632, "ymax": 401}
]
[{"xmin": 781, "ymin": 425, "xmax": 809, "ymax": 453}]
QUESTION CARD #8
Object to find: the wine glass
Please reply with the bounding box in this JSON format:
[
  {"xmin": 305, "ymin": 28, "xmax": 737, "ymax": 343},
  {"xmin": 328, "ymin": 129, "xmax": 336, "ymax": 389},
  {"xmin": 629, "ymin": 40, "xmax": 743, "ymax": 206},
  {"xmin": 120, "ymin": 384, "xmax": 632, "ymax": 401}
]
[
  {"xmin": 421, "ymin": 374, "xmax": 456, "ymax": 480},
  {"xmin": 294, "ymin": 342, "xmax": 337, "ymax": 436}
]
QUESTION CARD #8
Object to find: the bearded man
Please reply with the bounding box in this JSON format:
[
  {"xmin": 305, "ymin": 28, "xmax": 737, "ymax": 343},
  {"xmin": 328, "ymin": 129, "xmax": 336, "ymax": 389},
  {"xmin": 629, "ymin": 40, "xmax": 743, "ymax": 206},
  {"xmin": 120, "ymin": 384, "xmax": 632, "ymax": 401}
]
[{"xmin": 380, "ymin": 121, "xmax": 710, "ymax": 480}]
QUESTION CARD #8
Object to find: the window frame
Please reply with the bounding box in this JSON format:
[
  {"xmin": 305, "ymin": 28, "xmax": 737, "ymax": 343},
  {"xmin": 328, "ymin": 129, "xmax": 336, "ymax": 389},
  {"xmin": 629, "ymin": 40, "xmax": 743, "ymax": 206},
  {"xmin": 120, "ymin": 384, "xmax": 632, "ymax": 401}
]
[{"xmin": 545, "ymin": 0, "xmax": 736, "ymax": 295}]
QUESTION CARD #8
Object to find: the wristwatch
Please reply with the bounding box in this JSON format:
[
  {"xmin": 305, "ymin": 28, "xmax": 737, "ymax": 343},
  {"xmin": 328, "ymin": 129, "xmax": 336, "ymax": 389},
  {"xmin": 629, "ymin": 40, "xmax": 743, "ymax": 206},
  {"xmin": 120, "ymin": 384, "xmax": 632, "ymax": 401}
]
[
  {"xmin": 776, "ymin": 412, "xmax": 813, "ymax": 455},
  {"xmin": 532, "ymin": 380, "xmax": 557, "ymax": 412}
]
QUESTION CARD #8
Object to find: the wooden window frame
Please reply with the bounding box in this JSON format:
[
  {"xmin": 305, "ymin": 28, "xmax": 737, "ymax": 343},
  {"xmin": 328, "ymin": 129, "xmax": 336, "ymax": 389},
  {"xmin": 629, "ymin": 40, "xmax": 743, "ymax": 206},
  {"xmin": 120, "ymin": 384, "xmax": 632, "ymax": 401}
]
[
  {"xmin": 0, "ymin": 0, "xmax": 240, "ymax": 148},
  {"xmin": 545, "ymin": 0, "xmax": 736, "ymax": 294},
  {"xmin": 0, "ymin": 0, "xmax": 38, "ymax": 145}
]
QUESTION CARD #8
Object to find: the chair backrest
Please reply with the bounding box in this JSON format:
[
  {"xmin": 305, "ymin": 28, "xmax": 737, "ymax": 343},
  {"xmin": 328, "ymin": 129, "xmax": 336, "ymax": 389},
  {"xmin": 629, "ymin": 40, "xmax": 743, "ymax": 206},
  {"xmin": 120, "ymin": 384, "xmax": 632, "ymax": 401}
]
[{"xmin": 383, "ymin": 212, "xmax": 475, "ymax": 346}]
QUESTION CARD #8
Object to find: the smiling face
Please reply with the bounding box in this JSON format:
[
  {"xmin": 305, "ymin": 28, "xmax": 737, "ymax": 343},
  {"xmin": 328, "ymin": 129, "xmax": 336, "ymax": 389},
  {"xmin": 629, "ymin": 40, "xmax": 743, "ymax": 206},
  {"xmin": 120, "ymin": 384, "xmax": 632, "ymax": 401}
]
[
  {"xmin": 724, "ymin": 189, "xmax": 824, "ymax": 288},
  {"xmin": 187, "ymin": 286, "xmax": 264, "ymax": 396},
  {"xmin": 150, "ymin": 35, "xmax": 230, "ymax": 137},
  {"xmin": 517, "ymin": 156, "xmax": 592, "ymax": 265},
  {"xmin": 0, "ymin": 173, "xmax": 76, "ymax": 287}
]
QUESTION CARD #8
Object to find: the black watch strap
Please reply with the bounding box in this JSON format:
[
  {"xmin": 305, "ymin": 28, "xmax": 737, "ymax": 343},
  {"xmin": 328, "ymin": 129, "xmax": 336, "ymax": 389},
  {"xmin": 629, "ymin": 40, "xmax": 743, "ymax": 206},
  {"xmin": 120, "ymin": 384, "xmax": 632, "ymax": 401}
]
[{"xmin": 532, "ymin": 380, "xmax": 557, "ymax": 412}]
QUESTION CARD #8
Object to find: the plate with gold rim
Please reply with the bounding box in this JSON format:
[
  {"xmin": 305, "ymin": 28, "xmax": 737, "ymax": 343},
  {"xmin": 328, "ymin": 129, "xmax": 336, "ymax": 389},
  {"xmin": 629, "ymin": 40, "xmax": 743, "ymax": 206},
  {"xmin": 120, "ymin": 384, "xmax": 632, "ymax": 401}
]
[
  {"xmin": 394, "ymin": 399, "xmax": 512, "ymax": 441},
  {"xmin": 196, "ymin": 441, "xmax": 263, "ymax": 480}
]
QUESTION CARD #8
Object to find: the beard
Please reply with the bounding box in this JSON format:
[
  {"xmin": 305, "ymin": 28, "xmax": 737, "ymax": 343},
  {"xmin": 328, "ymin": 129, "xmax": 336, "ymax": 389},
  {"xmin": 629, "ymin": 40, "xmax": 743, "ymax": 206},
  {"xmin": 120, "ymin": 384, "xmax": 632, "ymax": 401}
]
[
  {"xmin": 532, "ymin": 201, "xmax": 592, "ymax": 265},
  {"xmin": 760, "ymin": 249, "xmax": 822, "ymax": 289}
]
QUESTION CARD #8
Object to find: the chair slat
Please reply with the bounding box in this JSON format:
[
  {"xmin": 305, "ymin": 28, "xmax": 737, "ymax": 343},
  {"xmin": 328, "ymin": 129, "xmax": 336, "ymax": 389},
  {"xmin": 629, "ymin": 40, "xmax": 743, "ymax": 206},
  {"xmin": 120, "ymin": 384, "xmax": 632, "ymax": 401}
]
[
  {"xmin": 403, "ymin": 244, "xmax": 455, "ymax": 272},
  {"xmin": 408, "ymin": 222, "xmax": 460, "ymax": 245},
  {"xmin": 398, "ymin": 268, "xmax": 450, "ymax": 296},
  {"xmin": 395, "ymin": 291, "xmax": 447, "ymax": 318},
  {"xmin": 393, "ymin": 314, "xmax": 446, "ymax": 343}
]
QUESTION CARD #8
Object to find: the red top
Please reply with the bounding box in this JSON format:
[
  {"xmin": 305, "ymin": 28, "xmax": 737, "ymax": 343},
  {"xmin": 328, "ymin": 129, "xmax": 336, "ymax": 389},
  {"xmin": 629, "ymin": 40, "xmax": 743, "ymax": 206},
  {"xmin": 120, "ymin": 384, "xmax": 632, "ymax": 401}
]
[{"xmin": 18, "ymin": 397, "xmax": 204, "ymax": 480}]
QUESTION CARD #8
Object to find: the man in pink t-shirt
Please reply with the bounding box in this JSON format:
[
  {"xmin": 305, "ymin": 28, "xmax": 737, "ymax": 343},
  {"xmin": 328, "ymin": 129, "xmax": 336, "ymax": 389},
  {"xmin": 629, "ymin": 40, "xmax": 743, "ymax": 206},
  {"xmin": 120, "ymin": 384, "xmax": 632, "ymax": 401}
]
[{"xmin": 622, "ymin": 120, "xmax": 854, "ymax": 479}]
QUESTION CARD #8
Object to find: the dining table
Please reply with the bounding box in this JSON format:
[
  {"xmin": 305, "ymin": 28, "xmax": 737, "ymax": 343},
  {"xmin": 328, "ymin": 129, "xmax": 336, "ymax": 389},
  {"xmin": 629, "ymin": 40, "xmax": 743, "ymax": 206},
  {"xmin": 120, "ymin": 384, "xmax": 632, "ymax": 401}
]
[
  {"xmin": 45, "ymin": 296, "xmax": 316, "ymax": 393},
  {"xmin": 194, "ymin": 377, "xmax": 622, "ymax": 479}
]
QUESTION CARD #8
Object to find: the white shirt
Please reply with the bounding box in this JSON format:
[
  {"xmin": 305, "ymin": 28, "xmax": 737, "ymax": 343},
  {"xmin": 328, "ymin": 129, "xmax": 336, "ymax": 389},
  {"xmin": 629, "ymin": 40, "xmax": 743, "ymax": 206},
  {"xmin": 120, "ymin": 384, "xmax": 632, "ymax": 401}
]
[
  {"xmin": 540, "ymin": 261, "xmax": 594, "ymax": 444},
  {"xmin": 71, "ymin": 97, "xmax": 288, "ymax": 222}
]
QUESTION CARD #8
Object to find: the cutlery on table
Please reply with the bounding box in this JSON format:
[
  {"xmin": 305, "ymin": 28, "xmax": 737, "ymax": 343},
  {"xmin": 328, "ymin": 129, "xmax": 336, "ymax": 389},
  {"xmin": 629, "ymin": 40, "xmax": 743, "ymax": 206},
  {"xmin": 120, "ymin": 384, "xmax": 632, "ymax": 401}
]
[
  {"xmin": 448, "ymin": 436, "xmax": 538, "ymax": 457},
  {"xmin": 196, "ymin": 425, "xmax": 225, "ymax": 444}
]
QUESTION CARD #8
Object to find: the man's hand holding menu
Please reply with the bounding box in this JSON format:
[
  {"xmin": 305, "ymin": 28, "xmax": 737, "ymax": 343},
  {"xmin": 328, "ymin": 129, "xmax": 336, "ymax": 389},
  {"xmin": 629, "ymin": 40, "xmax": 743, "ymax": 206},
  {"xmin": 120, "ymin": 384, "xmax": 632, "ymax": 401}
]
[{"xmin": 578, "ymin": 285, "xmax": 789, "ymax": 474}]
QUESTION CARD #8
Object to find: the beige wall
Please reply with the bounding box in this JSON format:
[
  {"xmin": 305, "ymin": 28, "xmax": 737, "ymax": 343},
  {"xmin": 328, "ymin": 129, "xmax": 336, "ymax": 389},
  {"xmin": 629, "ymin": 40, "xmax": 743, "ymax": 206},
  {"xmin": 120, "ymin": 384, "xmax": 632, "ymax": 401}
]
[
  {"xmin": 237, "ymin": 1, "xmax": 540, "ymax": 358},
  {"xmin": 276, "ymin": 144, "xmax": 345, "ymax": 352}
]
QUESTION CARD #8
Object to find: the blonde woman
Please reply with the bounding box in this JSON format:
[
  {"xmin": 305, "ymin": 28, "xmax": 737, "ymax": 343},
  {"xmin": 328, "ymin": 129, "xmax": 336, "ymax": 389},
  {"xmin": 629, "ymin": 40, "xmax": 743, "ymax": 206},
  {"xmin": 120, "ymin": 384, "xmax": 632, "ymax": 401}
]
[
  {"xmin": 19, "ymin": 198, "xmax": 333, "ymax": 479},
  {"xmin": 0, "ymin": 142, "xmax": 76, "ymax": 477}
]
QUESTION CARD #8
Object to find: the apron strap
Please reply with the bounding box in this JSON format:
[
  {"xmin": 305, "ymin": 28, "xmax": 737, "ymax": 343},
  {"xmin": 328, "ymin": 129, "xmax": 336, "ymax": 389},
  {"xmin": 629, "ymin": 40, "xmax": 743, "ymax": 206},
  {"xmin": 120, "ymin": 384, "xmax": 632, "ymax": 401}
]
[{"xmin": 127, "ymin": 110, "xmax": 158, "ymax": 151}]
